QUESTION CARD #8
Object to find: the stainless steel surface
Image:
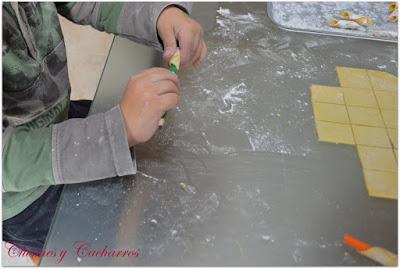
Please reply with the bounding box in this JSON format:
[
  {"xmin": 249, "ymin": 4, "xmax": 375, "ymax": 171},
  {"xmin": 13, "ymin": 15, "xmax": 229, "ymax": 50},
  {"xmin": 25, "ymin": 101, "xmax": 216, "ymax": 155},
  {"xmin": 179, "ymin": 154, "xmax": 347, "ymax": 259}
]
[
  {"xmin": 42, "ymin": 2, "xmax": 397, "ymax": 266},
  {"xmin": 267, "ymin": 2, "xmax": 398, "ymax": 43}
]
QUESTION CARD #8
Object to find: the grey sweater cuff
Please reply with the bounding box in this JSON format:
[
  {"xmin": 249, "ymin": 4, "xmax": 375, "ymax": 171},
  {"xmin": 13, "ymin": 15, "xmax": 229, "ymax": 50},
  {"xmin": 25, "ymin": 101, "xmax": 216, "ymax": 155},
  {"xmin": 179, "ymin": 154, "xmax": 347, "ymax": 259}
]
[
  {"xmin": 117, "ymin": 2, "xmax": 192, "ymax": 50},
  {"xmin": 52, "ymin": 105, "xmax": 136, "ymax": 185}
]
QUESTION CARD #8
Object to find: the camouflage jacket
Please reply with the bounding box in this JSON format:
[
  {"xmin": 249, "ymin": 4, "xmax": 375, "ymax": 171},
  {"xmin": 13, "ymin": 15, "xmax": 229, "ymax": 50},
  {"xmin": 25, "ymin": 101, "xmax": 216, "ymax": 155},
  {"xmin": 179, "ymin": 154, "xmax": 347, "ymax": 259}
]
[{"xmin": 2, "ymin": 2, "xmax": 189, "ymax": 220}]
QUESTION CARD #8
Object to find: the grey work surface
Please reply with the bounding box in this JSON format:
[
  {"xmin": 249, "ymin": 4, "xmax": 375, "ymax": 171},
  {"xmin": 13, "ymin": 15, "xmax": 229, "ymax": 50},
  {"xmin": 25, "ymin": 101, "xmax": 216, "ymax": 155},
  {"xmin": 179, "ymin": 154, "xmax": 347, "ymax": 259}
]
[{"xmin": 42, "ymin": 2, "xmax": 397, "ymax": 266}]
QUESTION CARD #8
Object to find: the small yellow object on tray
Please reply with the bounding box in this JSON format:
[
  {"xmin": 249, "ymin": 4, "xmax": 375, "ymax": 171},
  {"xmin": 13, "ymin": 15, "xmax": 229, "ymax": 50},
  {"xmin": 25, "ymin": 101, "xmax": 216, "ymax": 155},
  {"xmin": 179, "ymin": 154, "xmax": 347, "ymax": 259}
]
[
  {"xmin": 310, "ymin": 66, "xmax": 398, "ymax": 200},
  {"xmin": 389, "ymin": 2, "xmax": 398, "ymax": 13},
  {"xmin": 389, "ymin": 8, "xmax": 398, "ymax": 22},
  {"xmin": 339, "ymin": 11, "xmax": 373, "ymax": 27},
  {"xmin": 327, "ymin": 19, "xmax": 364, "ymax": 30},
  {"xmin": 388, "ymin": 2, "xmax": 398, "ymax": 22}
]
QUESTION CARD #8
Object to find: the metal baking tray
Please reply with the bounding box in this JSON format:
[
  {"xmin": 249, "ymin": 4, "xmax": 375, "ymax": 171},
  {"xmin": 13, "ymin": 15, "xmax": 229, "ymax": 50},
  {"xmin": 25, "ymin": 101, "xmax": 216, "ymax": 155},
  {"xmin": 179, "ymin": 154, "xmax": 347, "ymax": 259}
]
[{"xmin": 267, "ymin": 2, "xmax": 398, "ymax": 43}]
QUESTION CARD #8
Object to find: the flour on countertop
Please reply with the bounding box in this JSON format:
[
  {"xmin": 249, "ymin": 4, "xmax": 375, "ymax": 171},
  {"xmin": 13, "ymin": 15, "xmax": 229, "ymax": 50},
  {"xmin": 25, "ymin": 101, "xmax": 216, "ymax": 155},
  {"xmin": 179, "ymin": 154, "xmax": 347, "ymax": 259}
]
[{"xmin": 219, "ymin": 82, "xmax": 248, "ymax": 114}]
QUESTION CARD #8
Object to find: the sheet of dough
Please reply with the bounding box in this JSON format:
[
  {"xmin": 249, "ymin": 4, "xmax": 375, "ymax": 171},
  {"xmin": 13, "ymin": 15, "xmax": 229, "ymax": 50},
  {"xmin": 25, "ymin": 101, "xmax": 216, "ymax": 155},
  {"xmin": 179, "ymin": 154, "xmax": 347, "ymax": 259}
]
[
  {"xmin": 352, "ymin": 125, "xmax": 392, "ymax": 148},
  {"xmin": 363, "ymin": 169, "xmax": 397, "ymax": 200},
  {"xmin": 312, "ymin": 102, "xmax": 350, "ymax": 123},
  {"xmin": 367, "ymin": 70, "xmax": 398, "ymax": 92},
  {"xmin": 342, "ymin": 88, "xmax": 378, "ymax": 108},
  {"xmin": 387, "ymin": 129, "xmax": 397, "ymax": 148},
  {"xmin": 311, "ymin": 85, "xmax": 344, "ymax": 104},
  {"xmin": 311, "ymin": 67, "xmax": 398, "ymax": 200},
  {"xmin": 315, "ymin": 120, "xmax": 355, "ymax": 145},
  {"xmin": 336, "ymin": 66, "xmax": 373, "ymax": 90},
  {"xmin": 357, "ymin": 145, "xmax": 397, "ymax": 172},
  {"xmin": 347, "ymin": 106, "xmax": 385, "ymax": 127},
  {"xmin": 375, "ymin": 90, "xmax": 397, "ymax": 110},
  {"xmin": 381, "ymin": 109, "xmax": 397, "ymax": 129}
]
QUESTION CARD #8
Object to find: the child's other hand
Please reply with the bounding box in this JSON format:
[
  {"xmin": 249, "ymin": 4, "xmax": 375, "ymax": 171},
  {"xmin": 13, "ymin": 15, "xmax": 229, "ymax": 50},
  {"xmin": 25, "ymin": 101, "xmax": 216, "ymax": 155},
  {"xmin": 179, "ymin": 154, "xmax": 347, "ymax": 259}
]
[
  {"xmin": 157, "ymin": 6, "xmax": 207, "ymax": 68},
  {"xmin": 120, "ymin": 68, "xmax": 180, "ymax": 146}
]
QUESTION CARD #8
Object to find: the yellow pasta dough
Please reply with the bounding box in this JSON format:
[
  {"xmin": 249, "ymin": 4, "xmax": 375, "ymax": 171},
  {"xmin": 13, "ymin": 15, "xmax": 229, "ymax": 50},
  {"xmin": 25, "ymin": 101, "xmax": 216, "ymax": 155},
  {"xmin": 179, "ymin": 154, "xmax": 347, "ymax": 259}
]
[
  {"xmin": 367, "ymin": 70, "xmax": 398, "ymax": 92},
  {"xmin": 311, "ymin": 85, "xmax": 344, "ymax": 104},
  {"xmin": 347, "ymin": 106, "xmax": 385, "ymax": 127},
  {"xmin": 315, "ymin": 121, "xmax": 355, "ymax": 145},
  {"xmin": 381, "ymin": 109, "xmax": 397, "ymax": 129},
  {"xmin": 352, "ymin": 125, "xmax": 391, "ymax": 148},
  {"xmin": 387, "ymin": 129, "xmax": 397, "ymax": 148},
  {"xmin": 375, "ymin": 90, "xmax": 397, "ymax": 110},
  {"xmin": 310, "ymin": 67, "xmax": 398, "ymax": 200},
  {"xmin": 312, "ymin": 102, "xmax": 349, "ymax": 123},
  {"xmin": 336, "ymin": 66, "xmax": 372, "ymax": 90},
  {"xmin": 357, "ymin": 146, "xmax": 397, "ymax": 172},
  {"xmin": 342, "ymin": 88, "xmax": 378, "ymax": 108},
  {"xmin": 363, "ymin": 169, "xmax": 397, "ymax": 200}
]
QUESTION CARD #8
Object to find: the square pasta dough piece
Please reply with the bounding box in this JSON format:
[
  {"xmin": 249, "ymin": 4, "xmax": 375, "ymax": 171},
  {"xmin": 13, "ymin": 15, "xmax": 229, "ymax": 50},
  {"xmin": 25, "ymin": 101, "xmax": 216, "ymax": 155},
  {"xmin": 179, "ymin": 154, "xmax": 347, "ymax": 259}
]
[
  {"xmin": 336, "ymin": 66, "xmax": 372, "ymax": 90},
  {"xmin": 375, "ymin": 90, "xmax": 397, "ymax": 110},
  {"xmin": 347, "ymin": 106, "xmax": 384, "ymax": 127},
  {"xmin": 315, "ymin": 121, "xmax": 355, "ymax": 145},
  {"xmin": 387, "ymin": 129, "xmax": 397, "ymax": 148},
  {"xmin": 357, "ymin": 145, "xmax": 397, "ymax": 172},
  {"xmin": 342, "ymin": 87, "xmax": 377, "ymax": 108},
  {"xmin": 381, "ymin": 109, "xmax": 397, "ymax": 129},
  {"xmin": 311, "ymin": 85, "xmax": 344, "ymax": 104},
  {"xmin": 312, "ymin": 102, "xmax": 350, "ymax": 123},
  {"xmin": 352, "ymin": 125, "xmax": 391, "ymax": 148},
  {"xmin": 367, "ymin": 70, "xmax": 398, "ymax": 92},
  {"xmin": 363, "ymin": 169, "xmax": 397, "ymax": 200}
]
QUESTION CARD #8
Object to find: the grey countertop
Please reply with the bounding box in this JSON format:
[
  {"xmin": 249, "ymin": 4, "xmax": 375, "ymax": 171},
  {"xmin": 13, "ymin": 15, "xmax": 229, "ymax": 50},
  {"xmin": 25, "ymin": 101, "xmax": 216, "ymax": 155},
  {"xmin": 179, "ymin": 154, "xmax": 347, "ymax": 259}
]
[{"xmin": 42, "ymin": 2, "xmax": 397, "ymax": 266}]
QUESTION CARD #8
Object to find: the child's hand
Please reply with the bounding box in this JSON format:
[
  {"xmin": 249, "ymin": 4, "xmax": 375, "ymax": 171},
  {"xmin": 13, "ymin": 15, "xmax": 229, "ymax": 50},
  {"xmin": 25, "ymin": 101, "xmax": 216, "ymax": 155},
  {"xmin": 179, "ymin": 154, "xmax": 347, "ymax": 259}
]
[
  {"xmin": 120, "ymin": 68, "xmax": 180, "ymax": 146},
  {"xmin": 157, "ymin": 6, "xmax": 207, "ymax": 68}
]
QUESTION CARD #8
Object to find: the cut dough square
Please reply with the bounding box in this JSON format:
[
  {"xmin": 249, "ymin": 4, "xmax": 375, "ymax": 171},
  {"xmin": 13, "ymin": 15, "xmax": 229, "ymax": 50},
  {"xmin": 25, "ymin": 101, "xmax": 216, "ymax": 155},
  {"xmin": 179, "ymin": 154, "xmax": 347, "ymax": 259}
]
[
  {"xmin": 336, "ymin": 66, "xmax": 372, "ymax": 90},
  {"xmin": 315, "ymin": 121, "xmax": 355, "ymax": 144},
  {"xmin": 387, "ymin": 129, "xmax": 397, "ymax": 148},
  {"xmin": 381, "ymin": 109, "xmax": 397, "ymax": 129},
  {"xmin": 375, "ymin": 90, "xmax": 397, "ymax": 110},
  {"xmin": 311, "ymin": 85, "xmax": 345, "ymax": 104},
  {"xmin": 342, "ymin": 87, "xmax": 378, "ymax": 108},
  {"xmin": 312, "ymin": 102, "xmax": 350, "ymax": 123},
  {"xmin": 363, "ymin": 169, "xmax": 397, "ymax": 200},
  {"xmin": 367, "ymin": 70, "xmax": 398, "ymax": 92},
  {"xmin": 352, "ymin": 125, "xmax": 391, "ymax": 148},
  {"xmin": 347, "ymin": 106, "xmax": 384, "ymax": 127},
  {"xmin": 357, "ymin": 145, "xmax": 397, "ymax": 172}
]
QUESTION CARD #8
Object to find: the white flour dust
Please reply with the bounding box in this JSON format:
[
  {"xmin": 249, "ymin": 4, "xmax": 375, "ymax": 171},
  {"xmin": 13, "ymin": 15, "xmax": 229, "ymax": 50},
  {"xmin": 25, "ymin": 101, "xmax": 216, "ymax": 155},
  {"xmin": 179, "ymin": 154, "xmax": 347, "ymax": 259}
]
[{"xmin": 219, "ymin": 82, "xmax": 248, "ymax": 114}]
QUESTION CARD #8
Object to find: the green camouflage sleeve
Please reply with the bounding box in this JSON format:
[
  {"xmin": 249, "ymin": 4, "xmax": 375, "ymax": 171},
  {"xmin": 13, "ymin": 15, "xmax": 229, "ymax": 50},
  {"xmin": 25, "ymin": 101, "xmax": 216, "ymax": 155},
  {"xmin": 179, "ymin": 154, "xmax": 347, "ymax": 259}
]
[
  {"xmin": 2, "ymin": 126, "xmax": 55, "ymax": 192},
  {"xmin": 55, "ymin": 2, "xmax": 191, "ymax": 50}
]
